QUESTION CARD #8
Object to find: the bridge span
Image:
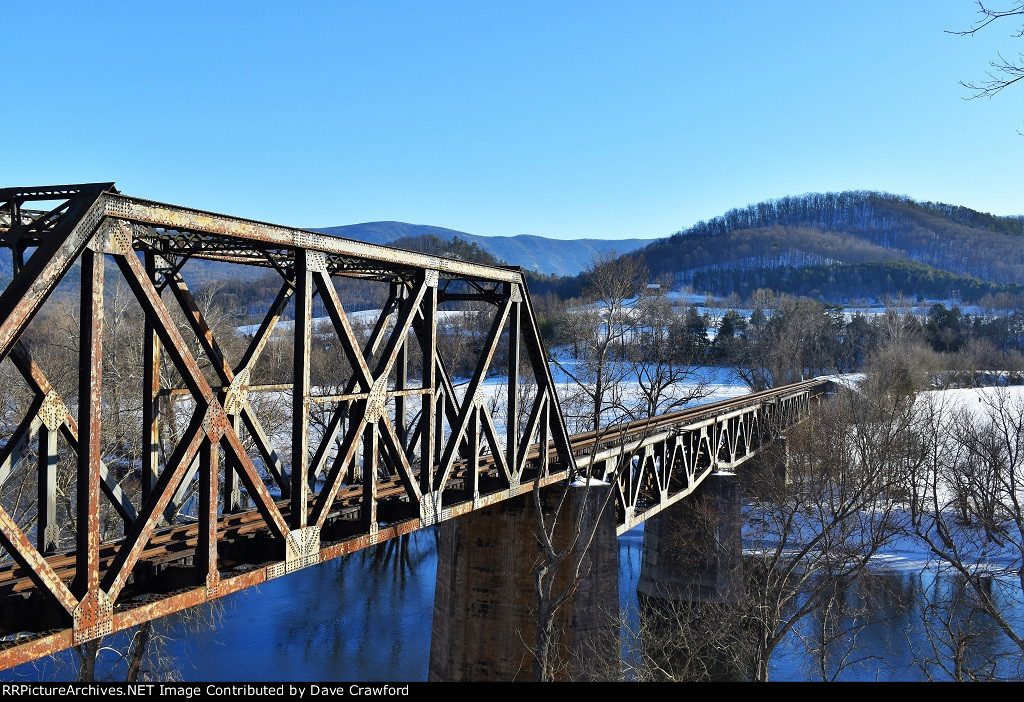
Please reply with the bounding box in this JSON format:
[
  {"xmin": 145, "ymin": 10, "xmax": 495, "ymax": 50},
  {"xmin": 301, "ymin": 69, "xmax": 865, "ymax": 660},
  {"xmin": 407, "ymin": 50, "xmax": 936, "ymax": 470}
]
[{"xmin": 0, "ymin": 184, "xmax": 831, "ymax": 671}]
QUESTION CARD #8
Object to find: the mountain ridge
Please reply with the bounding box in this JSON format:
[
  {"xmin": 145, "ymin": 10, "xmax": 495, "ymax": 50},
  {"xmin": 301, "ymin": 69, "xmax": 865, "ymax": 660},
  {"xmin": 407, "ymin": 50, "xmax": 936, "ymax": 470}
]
[{"xmin": 312, "ymin": 221, "xmax": 653, "ymax": 277}]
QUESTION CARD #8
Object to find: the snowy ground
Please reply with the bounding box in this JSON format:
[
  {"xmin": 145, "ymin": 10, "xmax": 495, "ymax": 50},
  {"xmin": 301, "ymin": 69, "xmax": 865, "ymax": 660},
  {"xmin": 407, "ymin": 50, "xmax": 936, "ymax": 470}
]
[
  {"xmin": 779, "ymin": 384, "xmax": 1024, "ymax": 577},
  {"xmin": 231, "ymin": 310, "xmax": 1024, "ymax": 582}
]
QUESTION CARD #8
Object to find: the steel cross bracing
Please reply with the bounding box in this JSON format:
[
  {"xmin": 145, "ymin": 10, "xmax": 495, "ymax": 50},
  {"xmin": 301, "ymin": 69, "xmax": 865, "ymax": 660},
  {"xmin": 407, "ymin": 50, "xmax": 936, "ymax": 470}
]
[
  {"xmin": 576, "ymin": 378, "xmax": 831, "ymax": 534},
  {"xmin": 0, "ymin": 184, "xmax": 833, "ymax": 669}
]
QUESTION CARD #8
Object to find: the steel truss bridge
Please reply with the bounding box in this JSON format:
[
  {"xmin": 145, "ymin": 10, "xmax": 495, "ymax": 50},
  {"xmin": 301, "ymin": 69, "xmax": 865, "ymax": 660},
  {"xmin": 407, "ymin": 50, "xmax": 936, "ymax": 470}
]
[{"xmin": 0, "ymin": 184, "xmax": 832, "ymax": 669}]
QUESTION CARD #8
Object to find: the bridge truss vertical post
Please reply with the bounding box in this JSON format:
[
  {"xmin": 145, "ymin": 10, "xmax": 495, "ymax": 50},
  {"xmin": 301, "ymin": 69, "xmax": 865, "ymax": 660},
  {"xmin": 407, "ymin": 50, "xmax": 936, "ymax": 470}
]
[
  {"xmin": 37, "ymin": 423, "xmax": 58, "ymax": 554},
  {"xmin": 394, "ymin": 282, "xmax": 408, "ymax": 447},
  {"xmin": 506, "ymin": 292, "xmax": 520, "ymax": 480},
  {"xmin": 419, "ymin": 281, "xmax": 436, "ymax": 497},
  {"xmin": 74, "ymin": 248, "xmax": 103, "ymax": 599},
  {"xmin": 291, "ymin": 249, "xmax": 313, "ymax": 530},
  {"xmin": 141, "ymin": 251, "xmax": 160, "ymax": 504},
  {"xmin": 197, "ymin": 437, "xmax": 219, "ymax": 592}
]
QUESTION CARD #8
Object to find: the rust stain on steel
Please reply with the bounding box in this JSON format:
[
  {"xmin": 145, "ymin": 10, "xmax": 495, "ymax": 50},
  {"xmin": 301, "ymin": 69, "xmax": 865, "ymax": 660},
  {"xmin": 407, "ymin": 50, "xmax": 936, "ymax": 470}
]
[
  {"xmin": 199, "ymin": 438, "xmax": 219, "ymax": 589},
  {"xmin": 77, "ymin": 248, "xmax": 103, "ymax": 596},
  {"xmin": 291, "ymin": 250, "xmax": 313, "ymax": 530},
  {"xmin": 0, "ymin": 506, "xmax": 77, "ymax": 613},
  {"xmin": 0, "ymin": 189, "xmax": 107, "ymax": 362},
  {"xmin": 101, "ymin": 417, "xmax": 207, "ymax": 602},
  {"xmin": 142, "ymin": 251, "xmax": 160, "ymax": 504},
  {"xmin": 108, "ymin": 194, "xmax": 522, "ymax": 283},
  {"xmin": 0, "ymin": 630, "xmax": 74, "ymax": 670}
]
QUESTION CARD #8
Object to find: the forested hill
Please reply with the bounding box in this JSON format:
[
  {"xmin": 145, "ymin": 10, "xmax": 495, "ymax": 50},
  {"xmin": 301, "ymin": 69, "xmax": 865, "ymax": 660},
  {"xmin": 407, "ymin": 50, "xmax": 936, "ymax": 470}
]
[
  {"xmin": 313, "ymin": 221, "xmax": 651, "ymax": 277},
  {"xmin": 636, "ymin": 191, "xmax": 1024, "ymax": 302}
]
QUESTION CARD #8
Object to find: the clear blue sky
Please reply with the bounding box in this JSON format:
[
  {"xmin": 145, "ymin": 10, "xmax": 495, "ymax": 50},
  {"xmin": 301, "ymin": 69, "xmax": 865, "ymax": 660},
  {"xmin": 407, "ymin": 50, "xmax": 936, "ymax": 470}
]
[{"xmin": 3, "ymin": 1, "xmax": 1022, "ymax": 240}]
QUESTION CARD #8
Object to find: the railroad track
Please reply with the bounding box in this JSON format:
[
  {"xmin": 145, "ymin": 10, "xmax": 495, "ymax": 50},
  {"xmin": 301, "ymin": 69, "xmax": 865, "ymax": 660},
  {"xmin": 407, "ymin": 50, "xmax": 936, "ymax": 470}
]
[{"xmin": 0, "ymin": 377, "xmax": 830, "ymax": 641}]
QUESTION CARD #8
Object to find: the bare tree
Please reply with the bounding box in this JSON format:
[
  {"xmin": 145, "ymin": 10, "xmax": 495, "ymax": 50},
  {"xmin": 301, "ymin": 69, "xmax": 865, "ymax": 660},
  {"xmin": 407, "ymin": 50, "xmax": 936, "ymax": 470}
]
[
  {"xmin": 732, "ymin": 295, "xmax": 843, "ymax": 390},
  {"xmin": 906, "ymin": 386, "xmax": 1024, "ymax": 678},
  {"xmin": 530, "ymin": 256, "xmax": 715, "ymax": 681},
  {"xmin": 951, "ymin": 2, "xmax": 1024, "ymax": 100},
  {"xmin": 613, "ymin": 379, "xmax": 911, "ymax": 682},
  {"xmin": 550, "ymin": 253, "xmax": 654, "ymax": 433},
  {"xmin": 738, "ymin": 386, "xmax": 908, "ymax": 681}
]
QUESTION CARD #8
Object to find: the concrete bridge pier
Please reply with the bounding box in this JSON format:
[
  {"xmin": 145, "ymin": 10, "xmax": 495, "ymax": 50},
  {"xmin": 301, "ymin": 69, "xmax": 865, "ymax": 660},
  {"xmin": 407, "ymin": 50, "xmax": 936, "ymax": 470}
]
[
  {"xmin": 635, "ymin": 472, "xmax": 750, "ymax": 680},
  {"xmin": 429, "ymin": 481, "xmax": 620, "ymax": 681}
]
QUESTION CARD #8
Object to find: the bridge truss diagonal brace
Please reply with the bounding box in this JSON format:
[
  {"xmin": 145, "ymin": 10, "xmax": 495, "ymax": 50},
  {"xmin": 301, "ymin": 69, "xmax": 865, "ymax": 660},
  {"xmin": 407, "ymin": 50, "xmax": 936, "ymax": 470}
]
[
  {"xmin": 518, "ymin": 278, "xmax": 577, "ymax": 477},
  {"xmin": 0, "ymin": 505, "xmax": 78, "ymax": 615},
  {"xmin": 433, "ymin": 296, "xmax": 512, "ymax": 492},
  {"xmin": 8, "ymin": 343, "xmax": 138, "ymax": 525},
  {"xmin": 110, "ymin": 237, "xmax": 289, "ymax": 537},
  {"xmin": 307, "ymin": 283, "xmax": 396, "ymax": 485},
  {"xmin": 0, "ymin": 189, "xmax": 109, "ymax": 363}
]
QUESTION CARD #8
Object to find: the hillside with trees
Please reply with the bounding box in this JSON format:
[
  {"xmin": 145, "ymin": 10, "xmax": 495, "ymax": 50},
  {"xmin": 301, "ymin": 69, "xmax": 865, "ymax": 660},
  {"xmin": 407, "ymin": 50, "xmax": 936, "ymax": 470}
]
[{"xmin": 637, "ymin": 191, "xmax": 1024, "ymax": 303}]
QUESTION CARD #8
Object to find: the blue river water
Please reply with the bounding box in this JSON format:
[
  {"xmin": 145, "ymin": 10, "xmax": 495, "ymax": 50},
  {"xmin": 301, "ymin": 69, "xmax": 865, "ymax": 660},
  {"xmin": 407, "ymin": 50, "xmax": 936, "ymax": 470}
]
[{"xmin": 4, "ymin": 524, "xmax": 1022, "ymax": 682}]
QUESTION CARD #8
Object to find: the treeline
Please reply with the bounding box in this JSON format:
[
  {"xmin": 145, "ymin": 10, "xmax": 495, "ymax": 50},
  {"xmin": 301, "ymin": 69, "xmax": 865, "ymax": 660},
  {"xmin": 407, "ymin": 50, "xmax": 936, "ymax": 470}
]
[
  {"xmin": 709, "ymin": 299, "xmax": 1024, "ymax": 386},
  {"xmin": 636, "ymin": 191, "xmax": 1024, "ymax": 288},
  {"xmin": 389, "ymin": 233, "xmax": 505, "ymax": 266},
  {"xmin": 539, "ymin": 277, "xmax": 1024, "ymax": 393},
  {"xmin": 642, "ymin": 225, "xmax": 901, "ymax": 274},
  {"xmin": 686, "ymin": 260, "xmax": 1023, "ymax": 303},
  {"xmin": 910, "ymin": 199, "xmax": 1024, "ymax": 237}
]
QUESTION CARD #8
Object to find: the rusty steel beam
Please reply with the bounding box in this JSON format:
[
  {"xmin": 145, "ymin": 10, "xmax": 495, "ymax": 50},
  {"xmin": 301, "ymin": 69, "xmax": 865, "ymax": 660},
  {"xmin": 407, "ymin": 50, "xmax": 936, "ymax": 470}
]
[
  {"xmin": 234, "ymin": 280, "xmax": 295, "ymax": 376},
  {"xmin": 420, "ymin": 283, "xmax": 437, "ymax": 495},
  {"xmin": 105, "ymin": 193, "xmax": 521, "ymax": 283},
  {"xmin": 198, "ymin": 438, "xmax": 219, "ymax": 589},
  {"xmin": 224, "ymin": 412, "xmax": 244, "ymax": 513},
  {"xmin": 378, "ymin": 414, "xmax": 421, "ymax": 504},
  {"xmin": 142, "ymin": 251, "xmax": 160, "ymax": 504},
  {"xmin": 0, "ymin": 188, "xmax": 108, "ymax": 362},
  {"xmin": 73, "ymin": 248, "xmax": 103, "ymax": 599},
  {"xmin": 164, "ymin": 271, "xmax": 234, "ymax": 384},
  {"xmin": 507, "ymin": 298, "xmax": 520, "ymax": 482},
  {"xmin": 311, "ymin": 409, "xmax": 366, "ymax": 529},
  {"xmin": 361, "ymin": 422, "xmax": 378, "ymax": 536},
  {"xmin": 0, "ymin": 506, "xmax": 78, "ymax": 615},
  {"xmin": 516, "ymin": 387, "xmax": 549, "ymax": 476},
  {"xmin": 393, "ymin": 283, "xmax": 408, "ymax": 447},
  {"xmin": 239, "ymin": 405, "xmax": 288, "ymax": 496},
  {"xmin": 291, "ymin": 250, "xmax": 313, "ymax": 530}
]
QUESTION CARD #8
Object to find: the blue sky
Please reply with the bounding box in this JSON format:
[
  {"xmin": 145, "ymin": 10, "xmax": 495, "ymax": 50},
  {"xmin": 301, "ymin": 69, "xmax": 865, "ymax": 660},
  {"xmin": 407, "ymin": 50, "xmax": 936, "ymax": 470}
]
[{"xmin": 3, "ymin": 1, "xmax": 1023, "ymax": 240}]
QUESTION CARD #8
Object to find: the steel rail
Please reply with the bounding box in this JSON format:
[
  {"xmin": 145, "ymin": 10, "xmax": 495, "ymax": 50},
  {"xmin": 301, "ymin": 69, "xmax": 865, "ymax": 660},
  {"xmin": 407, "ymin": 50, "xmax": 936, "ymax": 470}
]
[{"xmin": 0, "ymin": 377, "xmax": 830, "ymax": 610}]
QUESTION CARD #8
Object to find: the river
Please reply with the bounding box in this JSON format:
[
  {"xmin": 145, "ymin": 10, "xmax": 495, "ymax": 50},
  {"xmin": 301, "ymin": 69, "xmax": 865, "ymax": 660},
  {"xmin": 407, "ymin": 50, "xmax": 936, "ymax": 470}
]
[{"xmin": 5, "ymin": 524, "xmax": 1023, "ymax": 682}]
